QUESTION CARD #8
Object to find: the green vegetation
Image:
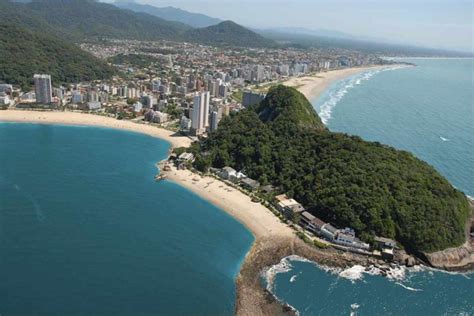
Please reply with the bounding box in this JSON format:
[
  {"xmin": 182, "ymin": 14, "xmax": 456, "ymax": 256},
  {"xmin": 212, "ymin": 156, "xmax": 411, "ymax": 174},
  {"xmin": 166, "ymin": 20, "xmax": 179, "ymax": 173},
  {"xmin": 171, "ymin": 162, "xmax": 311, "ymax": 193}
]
[
  {"xmin": 21, "ymin": 0, "xmax": 190, "ymax": 41},
  {"xmin": 0, "ymin": 0, "xmax": 275, "ymax": 48},
  {"xmin": 313, "ymin": 239, "xmax": 330, "ymax": 249},
  {"xmin": 0, "ymin": 23, "xmax": 115, "ymax": 90},
  {"xmin": 296, "ymin": 231, "xmax": 311, "ymax": 244},
  {"xmin": 194, "ymin": 85, "xmax": 471, "ymax": 253},
  {"xmin": 108, "ymin": 54, "xmax": 161, "ymax": 68},
  {"xmin": 183, "ymin": 21, "xmax": 277, "ymax": 48},
  {"xmin": 164, "ymin": 103, "xmax": 183, "ymax": 120}
]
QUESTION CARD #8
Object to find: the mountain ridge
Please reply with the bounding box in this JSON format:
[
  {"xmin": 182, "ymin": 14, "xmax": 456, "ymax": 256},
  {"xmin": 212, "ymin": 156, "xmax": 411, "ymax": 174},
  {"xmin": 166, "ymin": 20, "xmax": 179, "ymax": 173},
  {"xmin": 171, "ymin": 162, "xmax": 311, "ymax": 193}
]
[
  {"xmin": 184, "ymin": 21, "xmax": 277, "ymax": 48},
  {"xmin": 113, "ymin": 1, "xmax": 222, "ymax": 28}
]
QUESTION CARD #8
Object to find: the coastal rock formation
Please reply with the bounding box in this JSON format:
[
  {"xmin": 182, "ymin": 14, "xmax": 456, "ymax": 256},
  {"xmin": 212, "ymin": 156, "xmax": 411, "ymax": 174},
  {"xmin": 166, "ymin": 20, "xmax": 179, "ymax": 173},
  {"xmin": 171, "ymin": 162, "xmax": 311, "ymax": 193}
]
[
  {"xmin": 423, "ymin": 208, "xmax": 474, "ymax": 271},
  {"xmin": 235, "ymin": 235, "xmax": 381, "ymax": 316},
  {"xmin": 424, "ymin": 241, "xmax": 474, "ymax": 271}
]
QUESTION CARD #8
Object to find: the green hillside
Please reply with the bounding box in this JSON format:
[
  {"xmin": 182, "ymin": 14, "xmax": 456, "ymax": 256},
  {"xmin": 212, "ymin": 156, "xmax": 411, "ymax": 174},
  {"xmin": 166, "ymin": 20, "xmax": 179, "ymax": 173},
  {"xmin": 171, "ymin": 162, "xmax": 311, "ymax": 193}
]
[
  {"xmin": 193, "ymin": 85, "xmax": 471, "ymax": 253},
  {"xmin": 2, "ymin": 0, "xmax": 274, "ymax": 48},
  {"xmin": 0, "ymin": 22, "xmax": 115, "ymax": 90},
  {"xmin": 23, "ymin": 0, "xmax": 190, "ymax": 41},
  {"xmin": 184, "ymin": 21, "xmax": 277, "ymax": 48}
]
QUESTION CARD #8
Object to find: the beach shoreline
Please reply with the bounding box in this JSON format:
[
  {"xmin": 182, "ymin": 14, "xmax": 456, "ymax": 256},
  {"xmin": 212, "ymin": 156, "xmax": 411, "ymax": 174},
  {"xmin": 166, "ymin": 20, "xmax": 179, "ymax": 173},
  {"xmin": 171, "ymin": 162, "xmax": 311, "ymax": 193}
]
[
  {"xmin": 282, "ymin": 65, "xmax": 391, "ymax": 101},
  {"xmin": 0, "ymin": 110, "xmax": 192, "ymax": 149}
]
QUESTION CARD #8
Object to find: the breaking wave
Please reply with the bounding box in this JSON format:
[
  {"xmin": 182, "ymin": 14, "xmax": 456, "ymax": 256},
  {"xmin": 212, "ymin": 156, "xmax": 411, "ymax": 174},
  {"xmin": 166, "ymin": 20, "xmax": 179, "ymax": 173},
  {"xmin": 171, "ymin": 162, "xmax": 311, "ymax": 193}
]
[
  {"xmin": 316, "ymin": 66, "xmax": 405, "ymax": 124},
  {"xmin": 262, "ymin": 255, "xmax": 473, "ymax": 314}
]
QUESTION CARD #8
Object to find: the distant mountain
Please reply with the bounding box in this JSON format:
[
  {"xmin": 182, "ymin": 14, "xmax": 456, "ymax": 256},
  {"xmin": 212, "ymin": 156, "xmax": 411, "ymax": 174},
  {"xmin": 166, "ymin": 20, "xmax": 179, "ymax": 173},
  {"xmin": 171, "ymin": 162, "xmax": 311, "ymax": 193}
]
[
  {"xmin": 114, "ymin": 0, "xmax": 222, "ymax": 28},
  {"xmin": 258, "ymin": 29, "xmax": 473, "ymax": 57},
  {"xmin": 1, "ymin": 0, "xmax": 273, "ymax": 48},
  {"xmin": 263, "ymin": 27, "xmax": 359, "ymax": 40},
  {"xmin": 14, "ymin": 0, "xmax": 190, "ymax": 41},
  {"xmin": 184, "ymin": 21, "xmax": 277, "ymax": 48}
]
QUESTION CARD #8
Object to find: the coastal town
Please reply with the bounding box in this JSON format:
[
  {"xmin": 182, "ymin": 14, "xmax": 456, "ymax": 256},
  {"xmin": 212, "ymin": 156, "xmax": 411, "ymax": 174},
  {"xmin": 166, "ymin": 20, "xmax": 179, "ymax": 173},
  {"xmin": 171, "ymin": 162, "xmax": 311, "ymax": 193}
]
[
  {"xmin": 0, "ymin": 38, "xmax": 464, "ymax": 268},
  {"xmin": 0, "ymin": 37, "xmax": 405, "ymax": 261},
  {"xmin": 1, "ymin": 39, "xmax": 389, "ymax": 139}
]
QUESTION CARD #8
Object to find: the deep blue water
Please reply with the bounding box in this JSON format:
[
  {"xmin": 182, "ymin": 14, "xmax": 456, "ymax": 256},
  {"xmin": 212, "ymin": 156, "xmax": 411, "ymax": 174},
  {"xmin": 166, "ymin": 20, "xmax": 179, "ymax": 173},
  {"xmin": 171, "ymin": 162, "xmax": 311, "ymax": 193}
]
[
  {"xmin": 267, "ymin": 59, "xmax": 474, "ymax": 315},
  {"xmin": 0, "ymin": 123, "xmax": 254, "ymax": 315}
]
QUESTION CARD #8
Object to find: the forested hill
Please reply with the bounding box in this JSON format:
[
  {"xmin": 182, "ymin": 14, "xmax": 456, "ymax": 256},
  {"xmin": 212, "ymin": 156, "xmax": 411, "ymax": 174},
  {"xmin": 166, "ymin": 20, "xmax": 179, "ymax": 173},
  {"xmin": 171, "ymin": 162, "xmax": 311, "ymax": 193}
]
[
  {"xmin": 194, "ymin": 85, "xmax": 471, "ymax": 253},
  {"xmin": 184, "ymin": 21, "xmax": 277, "ymax": 48},
  {"xmin": 0, "ymin": 22, "xmax": 115, "ymax": 90},
  {"xmin": 21, "ymin": 0, "xmax": 190, "ymax": 41},
  {"xmin": 1, "ymin": 0, "xmax": 275, "ymax": 48}
]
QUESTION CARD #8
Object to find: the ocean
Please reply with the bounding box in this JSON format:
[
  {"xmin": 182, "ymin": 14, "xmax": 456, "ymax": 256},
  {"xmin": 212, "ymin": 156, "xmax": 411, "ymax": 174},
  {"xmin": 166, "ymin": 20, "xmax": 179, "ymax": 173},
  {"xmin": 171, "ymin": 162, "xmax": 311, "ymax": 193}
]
[
  {"xmin": 0, "ymin": 123, "xmax": 254, "ymax": 315},
  {"xmin": 266, "ymin": 59, "xmax": 474, "ymax": 315}
]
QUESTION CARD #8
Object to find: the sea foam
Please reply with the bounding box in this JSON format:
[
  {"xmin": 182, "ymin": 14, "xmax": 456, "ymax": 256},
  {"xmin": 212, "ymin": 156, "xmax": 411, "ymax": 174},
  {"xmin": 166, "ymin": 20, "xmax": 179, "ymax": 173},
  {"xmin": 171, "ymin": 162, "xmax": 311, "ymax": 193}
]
[{"xmin": 317, "ymin": 66, "xmax": 404, "ymax": 124}]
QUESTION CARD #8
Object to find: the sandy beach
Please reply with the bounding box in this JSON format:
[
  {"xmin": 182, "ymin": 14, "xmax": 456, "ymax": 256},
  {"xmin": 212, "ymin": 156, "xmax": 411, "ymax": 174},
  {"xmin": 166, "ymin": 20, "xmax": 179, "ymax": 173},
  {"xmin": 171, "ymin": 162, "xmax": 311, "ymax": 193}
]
[
  {"xmin": 163, "ymin": 166, "xmax": 294, "ymax": 239},
  {"xmin": 0, "ymin": 110, "xmax": 192, "ymax": 149},
  {"xmin": 283, "ymin": 65, "xmax": 389, "ymax": 101}
]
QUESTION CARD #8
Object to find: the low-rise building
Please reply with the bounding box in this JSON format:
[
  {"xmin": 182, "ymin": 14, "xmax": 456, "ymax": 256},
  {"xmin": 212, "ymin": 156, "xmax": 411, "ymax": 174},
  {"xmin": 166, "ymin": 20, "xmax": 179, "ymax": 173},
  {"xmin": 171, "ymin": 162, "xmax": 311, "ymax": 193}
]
[
  {"xmin": 87, "ymin": 101, "xmax": 101, "ymax": 110},
  {"xmin": 300, "ymin": 211, "xmax": 326, "ymax": 234},
  {"xmin": 177, "ymin": 152, "xmax": 194, "ymax": 163},
  {"xmin": 274, "ymin": 194, "xmax": 305, "ymax": 220},
  {"xmin": 373, "ymin": 236, "xmax": 397, "ymax": 260},
  {"xmin": 320, "ymin": 223, "xmax": 338, "ymax": 241},
  {"xmin": 220, "ymin": 166, "xmax": 238, "ymax": 182},
  {"xmin": 240, "ymin": 177, "xmax": 260, "ymax": 191}
]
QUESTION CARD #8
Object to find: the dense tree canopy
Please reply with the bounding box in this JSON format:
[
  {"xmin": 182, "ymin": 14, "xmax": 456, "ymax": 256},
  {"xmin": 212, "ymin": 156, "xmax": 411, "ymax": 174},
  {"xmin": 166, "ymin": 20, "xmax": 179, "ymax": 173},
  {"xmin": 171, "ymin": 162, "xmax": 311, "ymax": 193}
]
[
  {"xmin": 195, "ymin": 85, "xmax": 470, "ymax": 253},
  {"xmin": 0, "ymin": 23, "xmax": 115, "ymax": 90}
]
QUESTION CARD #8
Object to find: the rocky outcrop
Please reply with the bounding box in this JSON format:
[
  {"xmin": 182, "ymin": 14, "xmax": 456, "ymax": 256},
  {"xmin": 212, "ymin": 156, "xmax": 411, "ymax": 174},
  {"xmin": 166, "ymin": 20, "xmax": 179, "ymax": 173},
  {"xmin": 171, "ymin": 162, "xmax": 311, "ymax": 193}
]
[
  {"xmin": 423, "ymin": 205, "xmax": 474, "ymax": 271},
  {"xmin": 423, "ymin": 240, "xmax": 474, "ymax": 271},
  {"xmin": 235, "ymin": 235, "xmax": 384, "ymax": 316}
]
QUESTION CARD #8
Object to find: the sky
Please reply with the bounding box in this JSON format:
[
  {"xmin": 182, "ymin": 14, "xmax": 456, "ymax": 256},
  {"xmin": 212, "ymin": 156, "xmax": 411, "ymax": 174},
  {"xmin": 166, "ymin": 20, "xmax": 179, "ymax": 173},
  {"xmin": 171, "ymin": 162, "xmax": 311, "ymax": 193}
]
[{"xmin": 136, "ymin": 0, "xmax": 473, "ymax": 53}]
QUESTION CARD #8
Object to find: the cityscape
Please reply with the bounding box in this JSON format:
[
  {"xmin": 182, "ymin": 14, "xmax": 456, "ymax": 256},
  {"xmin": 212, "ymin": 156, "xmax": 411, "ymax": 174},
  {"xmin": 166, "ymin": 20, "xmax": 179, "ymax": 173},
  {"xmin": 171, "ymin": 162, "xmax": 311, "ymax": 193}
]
[
  {"xmin": 0, "ymin": 0, "xmax": 472, "ymax": 315},
  {"xmin": 1, "ymin": 38, "xmax": 388, "ymax": 139}
]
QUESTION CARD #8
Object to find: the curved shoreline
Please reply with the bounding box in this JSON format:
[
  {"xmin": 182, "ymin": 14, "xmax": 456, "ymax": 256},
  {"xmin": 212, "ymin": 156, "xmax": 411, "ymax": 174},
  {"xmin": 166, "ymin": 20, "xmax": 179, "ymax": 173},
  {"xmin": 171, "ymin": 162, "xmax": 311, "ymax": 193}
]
[
  {"xmin": 0, "ymin": 110, "xmax": 192, "ymax": 149},
  {"xmin": 282, "ymin": 65, "xmax": 396, "ymax": 101}
]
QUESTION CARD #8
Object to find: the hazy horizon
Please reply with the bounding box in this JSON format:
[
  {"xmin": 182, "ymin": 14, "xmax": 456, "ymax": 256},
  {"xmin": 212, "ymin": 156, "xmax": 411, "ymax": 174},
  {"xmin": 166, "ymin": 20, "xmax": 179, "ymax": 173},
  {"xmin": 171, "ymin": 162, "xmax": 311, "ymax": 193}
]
[{"xmin": 115, "ymin": 0, "xmax": 473, "ymax": 53}]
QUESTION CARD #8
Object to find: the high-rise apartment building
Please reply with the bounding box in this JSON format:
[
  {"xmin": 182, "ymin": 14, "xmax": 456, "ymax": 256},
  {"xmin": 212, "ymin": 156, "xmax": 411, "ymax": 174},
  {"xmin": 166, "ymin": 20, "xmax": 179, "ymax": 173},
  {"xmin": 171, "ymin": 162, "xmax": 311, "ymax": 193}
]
[
  {"xmin": 33, "ymin": 74, "xmax": 52, "ymax": 104},
  {"xmin": 191, "ymin": 91, "xmax": 210, "ymax": 135}
]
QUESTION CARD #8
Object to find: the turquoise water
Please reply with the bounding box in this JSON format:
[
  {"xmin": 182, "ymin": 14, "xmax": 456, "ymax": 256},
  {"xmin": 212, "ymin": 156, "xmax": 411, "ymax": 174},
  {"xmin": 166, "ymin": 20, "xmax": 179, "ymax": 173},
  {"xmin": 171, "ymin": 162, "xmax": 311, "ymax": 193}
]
[
  {"xmin": 0, "ymin": 123, "xmax": 254, "ymax": 315},
  {"xmin": 267, "ymin": 59, "xmax": 474, "ymax": 315}
]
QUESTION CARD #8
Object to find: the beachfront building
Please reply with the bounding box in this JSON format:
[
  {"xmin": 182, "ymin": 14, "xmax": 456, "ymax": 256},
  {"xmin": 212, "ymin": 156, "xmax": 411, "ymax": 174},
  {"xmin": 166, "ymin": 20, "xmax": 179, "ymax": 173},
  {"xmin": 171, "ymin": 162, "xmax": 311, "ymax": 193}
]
[
  {"xmin": 240, "ymin": 177, "xmax": 260, "ymax": 192},
  {"xmin": 274, "ymin": 194, "xmax": 305, "ymax": 220},
  {"xmin": 373, "ymin": 236, "xmax": 397, "ymax": 260},
  {"xmin": 320, "ymin": 223, "xmax": 338, "ymax": 241},
  {"xmin": 145, "ymin": 110, "xmax": 169, "ymax": 123},
  {"xmin": 180, "ymin": 116, "xmax": 192, "ymax": 130},
  {"xmin": 333, "ymin": 227, "xmax": 370, "ymax": 250},
  {"xmin": 177, "ymin": 152, "xmax": 194, "ymax": 164},
  {"xmin": 300, "ymin": 211, "xmax": 326, "ymax": 234},
  {"xmin": 86, "ymin": 101, "xmax": 101, "ymax": 110},
  {"xmin": 220, "ymin": 166, "xmax": 238, "ymax": 182},
  {"xmin": 33, "ymin": 74, "xmax": 52, "ymax": 104},
  {"xmin": 191, "ymin": 91, "xmax": 210, "ymax": 135}
]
